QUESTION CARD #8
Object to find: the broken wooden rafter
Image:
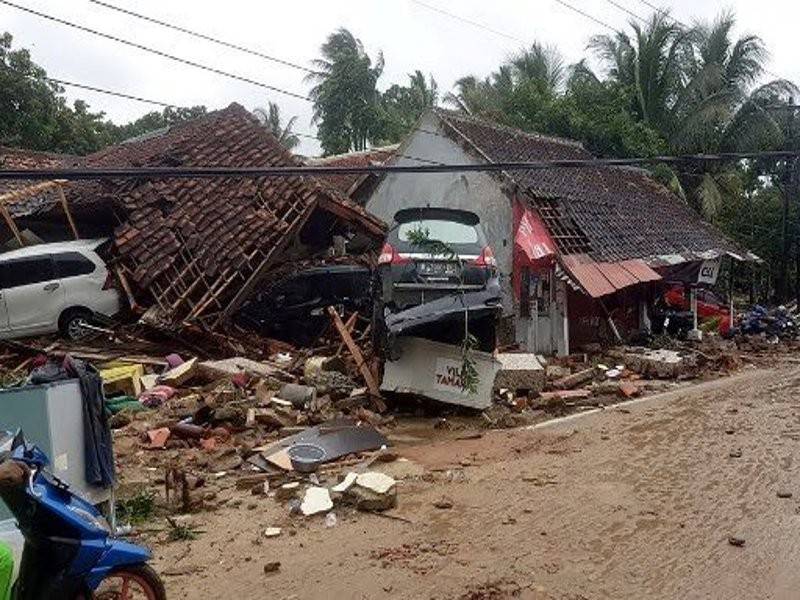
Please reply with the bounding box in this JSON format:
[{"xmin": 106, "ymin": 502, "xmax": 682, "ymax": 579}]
[{"xmin": 326, "ymin": 305, "xmax": 385, "ymax": 411}]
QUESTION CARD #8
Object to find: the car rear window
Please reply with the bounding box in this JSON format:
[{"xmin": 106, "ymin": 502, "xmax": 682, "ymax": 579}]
[
  {"xmin": 54, "ymin": 251, "xmax": 96, "ymax": 278},
  {"xmin": 0, "ymin": 256, "xmax": 55, "ymax": 289},
  {"xmin": 398, "ymin": 220, "xmax": 479, "ymax": 244}
]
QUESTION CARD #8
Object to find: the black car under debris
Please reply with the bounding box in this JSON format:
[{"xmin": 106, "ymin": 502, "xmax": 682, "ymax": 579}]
[{"xmin": 235, "ymin": 265, "xmax": 373, "ymax": 345}]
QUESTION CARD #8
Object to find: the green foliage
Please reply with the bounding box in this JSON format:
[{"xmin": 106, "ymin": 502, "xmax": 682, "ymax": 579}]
[
  {"xmin": 377, "ymin": 70, "xmax": 438, "ymax": 144},
  {"xmin": 116, "ymin": 490, "xmax": 156, "ymax": 524},
  {"xmin": 106, "ymin": 106, "xmax": 208, "ymax": 145},
  {"xmin": 306, "ymin": 28, "xmax": 385, "ymax": 155},
  {"xmin": 0, "ymin": 32, "xmax": 114, "ymax": 154},
  {"xmin": 252, "ymin": 102, "xmax": 299, "ymax": 151}
]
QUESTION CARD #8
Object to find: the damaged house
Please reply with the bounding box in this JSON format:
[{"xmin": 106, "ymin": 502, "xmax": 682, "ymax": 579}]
[
  {"xmin": 365, "ymin": 109, "xmax": 754, "ymax": 356},
  {"xmin": 0, "ymin": 104, "xmax": 384, "ymax": 334}
]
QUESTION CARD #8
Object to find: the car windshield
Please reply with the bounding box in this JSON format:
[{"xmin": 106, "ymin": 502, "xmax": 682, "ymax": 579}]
[{"xmin": 398, "ymin": 219, "xmax": 478, "ymax": 244}]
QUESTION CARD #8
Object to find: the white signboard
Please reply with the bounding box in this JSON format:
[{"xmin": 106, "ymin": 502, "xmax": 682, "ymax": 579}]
[
  {"xmin": 697, "ymin": 259, "xmax": 721, "ymax": 285},
  {"xmin": 433, "ymin": 358, "xmax": 469, "ymax": 396}
]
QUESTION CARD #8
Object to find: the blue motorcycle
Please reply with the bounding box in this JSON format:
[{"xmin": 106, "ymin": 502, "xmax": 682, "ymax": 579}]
[{"xmin": 0, "ymin": 431, "xmax": 165, "ymax": 599}]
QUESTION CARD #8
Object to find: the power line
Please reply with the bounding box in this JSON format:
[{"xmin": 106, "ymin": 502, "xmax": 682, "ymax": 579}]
[
  {"xmin": 552, "ymin": 0, "xmax": 617, "ymax": 32},
  {"xmin": 604, "ymin": 0, "xmax": 647, "ymax": 23},
  {"xmin": 45, "ymin": 76, "xmax": 178, "ymax": 108},
  {"xmin": 3, "ymin": 150, "xmax": 799, "ymax": 181},
  {"xmin": 88, "ymin": 0, "xmax": 320, "ymax": 75},
  {"xmin": 0, "ymin": 0, "xmax": 311, "ymax": 101},
  {"xmin": 408, "ymin": 0, "xmax": 526, "ymax": 44}
]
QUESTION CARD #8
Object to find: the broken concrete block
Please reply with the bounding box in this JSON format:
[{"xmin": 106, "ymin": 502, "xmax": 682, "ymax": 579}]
[
  {"xmin": 300, "ymin": 486, "xmax": 333, "ymax": 516},
  {"xmin": 279, "ymin": 383, "xmax": 316, "ymax": 409},
  {"xmin": 535, "ymin": 389, "xmax": 592, "ymax": 407},
  {"xmin": 199, "ymin": 357, "xmax": 280, "ymax": 381},
  {"xmin": 345, "ymin": 472, "xmax": 397, "ymax": 511},
  {"xmin": 263, "ymin": 527, "xmax": 282, "ymax": 538},
  {"xmin": 275, "ymin": 482, "xmax": 301, "ymax": 501},
  {"xmin": 550, "ymin": 366, "xmax": 596, "ymax": 390},
  {"xmin": 356, "ymin": 472, "xmax": 396, "ymax": 495},
  {"xmin": 618, "ymin": 381, "xmax": 640, "ymax": 398},
  {"xmin": 545, "ymin": 365, "xmax": 571, "ymax": 380},
  {"xmin": 493, "ymin": 353, "xmax": 546, "ymax": 393},
  {"xmin": 624, "ymin": 349, "xmax": 689, "ymax": 379},
  {"xmin": 160, "ymin": 357, "xmax": 199, "ymax": 386},
  {"xmin": 331, "ymin": 472, "xmax": 358, "ymax": 493},
  {"xmin": 303, "ymin": 356, "xmax": 329, "ymax": 380}
]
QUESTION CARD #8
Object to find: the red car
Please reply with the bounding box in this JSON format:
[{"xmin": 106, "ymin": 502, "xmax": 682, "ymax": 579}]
[{"xmin": 662, "ymin": 283, "xmax": 731, "ymax": 334}]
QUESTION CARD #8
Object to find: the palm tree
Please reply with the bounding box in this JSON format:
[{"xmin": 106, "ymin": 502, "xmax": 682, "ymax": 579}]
[
  {"xmin": 589, "ymin": 12, "xmax": 689, "ymax": 133},
  {"xmin": 445, "ymin": 43, "xmax": 566, "ymax": 117},
  {"xmin": 305, "ymin": 28, "xmax": 384, "ymax": 154},
  {"xmin": 511, "ymin": 42, "xmax": 566, "ymax": 94},
  {"xmin": 253, "ymin": 102, "xmax": 300, "ymax": 151}
]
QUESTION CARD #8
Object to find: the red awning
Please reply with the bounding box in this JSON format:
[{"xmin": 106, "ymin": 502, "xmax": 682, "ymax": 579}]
[
  {"xmin": 513, "ymin": 203, "xmax": 557, "ymax": 300},
  {"xmin": 514, "ymin": 205, "xmax": 556, "ymax": 267},
  {"xmin": 561, "ymin": 254, "xmax": 662, "ymax": 298}
]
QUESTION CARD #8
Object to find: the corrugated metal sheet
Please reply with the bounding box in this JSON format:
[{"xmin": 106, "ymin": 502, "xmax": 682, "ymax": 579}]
[
  {"xmin": 618, "ymin": 259, "xmax": 662, "ymax": 283},
  {"xmin": 561, "ymin": 254, "xmax": 662, "ymax": 299}
]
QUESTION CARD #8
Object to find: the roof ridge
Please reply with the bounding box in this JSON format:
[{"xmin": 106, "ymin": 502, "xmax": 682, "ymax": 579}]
[
  {"xmin": 309, "ymin": 144, "xmax": 400, "ymax": 163},
  {"xmin": 433, "ymin": 108, "xmax": 585, "ymax": 150}
]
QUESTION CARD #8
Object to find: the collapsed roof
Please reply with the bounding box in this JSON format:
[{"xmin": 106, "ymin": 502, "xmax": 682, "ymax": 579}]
[
  {"xmin": 2, "ymin": 104, "xmax": 385, "ymax": 327},
  {"xmin": 308, "ymin": 144, "xmax": 399, "ymax": 201},
  {"xmin": 432, "ymin": 109, "xmax": 753, "ymax": 297}
]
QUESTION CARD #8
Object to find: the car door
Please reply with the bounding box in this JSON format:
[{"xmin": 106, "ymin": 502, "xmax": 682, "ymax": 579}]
[{"xmin": 0, "ymin": 255, "xmax": 65, "ymax": 336}]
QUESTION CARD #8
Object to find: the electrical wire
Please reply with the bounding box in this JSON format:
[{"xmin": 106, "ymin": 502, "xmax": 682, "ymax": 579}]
[
  {"xmin": 0, "ymin": 0, "xmax": 311, "ymax": 101},
  {"xmin": 88, "ymin": 0, "xmax": 321, "ymax": 75},
  {"xmin": 603, "ymin": 0, "xmax": 647, "ymax": 23},
  {"xmin": 2, "ymin": 150, "xmax": 798, "ymax": 181},
  {"xmin": 552, "ymin": 0, "xmax": 617, "ymax": 32},
  {"xmin": 408, "ymin": 0, "xmax": 526, "ymax": 44},
  {"xmin": 43, "ymin": 76, "xmax": 178, "ymax": 108}
]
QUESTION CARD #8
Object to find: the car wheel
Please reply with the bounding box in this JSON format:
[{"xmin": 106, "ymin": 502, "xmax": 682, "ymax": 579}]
[{"xmin": 60, "ymin": 309, "xmax": 93, "ymax": 341}]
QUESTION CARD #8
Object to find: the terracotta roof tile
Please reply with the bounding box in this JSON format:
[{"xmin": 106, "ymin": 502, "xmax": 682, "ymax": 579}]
[{"xmin": 435, "ymin": 109, "xmax": 747, "ymax": 264}]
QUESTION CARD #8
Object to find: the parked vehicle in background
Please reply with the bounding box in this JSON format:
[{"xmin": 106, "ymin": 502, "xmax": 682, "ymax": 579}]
[
  {"xmin": 652, "ymin": 282, "xmax": 731, "ymax": 336},
  {"xmin": 0, "ymin": 239, "xmax": 122, "ymax": 340},
  {"xmin": 377, "ymin": 208, "xmax": 497, "ymax": 310}
]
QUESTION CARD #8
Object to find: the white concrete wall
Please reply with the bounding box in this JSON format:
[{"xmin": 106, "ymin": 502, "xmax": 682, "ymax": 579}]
[{"xmin": 366, "ymin": 112, "xmax": 515, "ymax": 313}]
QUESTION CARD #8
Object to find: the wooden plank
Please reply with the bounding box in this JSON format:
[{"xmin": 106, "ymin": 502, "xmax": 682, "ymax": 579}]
[
  {"xmin": 335, "ymin": 312, "xmax": 359, "ymax": 357},
  {"xmin": 327, "ymin": 306, "xmax": 384, "ymax": 409},
  {"xmin": 0, "ymin": 203, "xmax": 23, "ymax": 246},
  {"xmin": 57, "ymin": 185, "xmax": 79, "ymax": 239}
]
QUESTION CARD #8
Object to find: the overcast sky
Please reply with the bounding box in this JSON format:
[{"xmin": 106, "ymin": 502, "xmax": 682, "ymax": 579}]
[{"xmin": 3, "ymin": 0, "xmax": 799, "ymax": 156}]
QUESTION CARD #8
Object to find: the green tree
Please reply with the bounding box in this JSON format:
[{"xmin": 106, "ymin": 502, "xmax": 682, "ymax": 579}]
[
  {"xmin": 108, "ymin": 105, "xmax": 208, "ymax": 144},
  {"xmin": 378, "ymin": 70, "xmax": 438, "ymax": 143},
  {"xmin": 306, "ymin": 28, "xmax": 384, "ymax": 155},
  {"xmin": 252, "ymin": 102, "xmax": 300, "ymax": 151},
  {"xmin": 0, "ymin": 32, "xmax": 112, "ymax": 154}
]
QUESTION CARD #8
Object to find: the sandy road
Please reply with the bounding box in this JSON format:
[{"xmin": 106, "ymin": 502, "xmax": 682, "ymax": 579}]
[{"xmin": 155, "ymin": 364, "xmax": 800, "ymax": 599}]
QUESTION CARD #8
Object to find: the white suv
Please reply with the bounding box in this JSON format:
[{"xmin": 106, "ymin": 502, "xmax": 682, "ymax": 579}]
[{"xmin": 0, "ymin": 239, "xmax": 123, "ymax": 340}]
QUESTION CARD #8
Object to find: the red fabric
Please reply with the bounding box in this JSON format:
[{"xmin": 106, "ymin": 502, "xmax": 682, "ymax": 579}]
[{"xmin": 512, "ymin": 201, "xmax": 556, "ymax": 300}]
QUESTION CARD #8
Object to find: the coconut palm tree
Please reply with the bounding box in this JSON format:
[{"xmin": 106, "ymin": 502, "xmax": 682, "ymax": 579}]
[
  {"xmin": 305, "ymin": 28, "xmax": 384, "ymax": 154},
  {"xmin": 589, "ymin": 12, "xmax": 689, "ymax": 133},
  {"xmin": 445, "ymin": 43, "xmax": 566, "ymax": 117},
  {"xmin": 253, "ymin": 102, "xmax": 300, "ymax": 151}
]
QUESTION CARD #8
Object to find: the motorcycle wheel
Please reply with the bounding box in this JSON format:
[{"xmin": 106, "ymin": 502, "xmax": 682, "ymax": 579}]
[{"xmin": 84, "ymin": 564, "xmax": 166, "ymax": 600}]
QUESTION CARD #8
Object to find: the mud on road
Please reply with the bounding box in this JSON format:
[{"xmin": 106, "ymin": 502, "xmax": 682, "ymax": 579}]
[{"xmin": 153, "ymin": 365, "xmax": 800, "ymax": 599}]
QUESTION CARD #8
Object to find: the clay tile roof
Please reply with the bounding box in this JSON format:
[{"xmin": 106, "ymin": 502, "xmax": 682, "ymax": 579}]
[
  {"xmin": 0, "ymin": 147, "xmax": 82, "ymax": 215},
  {"xmin": 308, "ymin": 144, "xmax": 398, "ymax": 195},
  {"xmin": 434, "ymin": 109, "xmax": 749, "ymax": 265}
]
